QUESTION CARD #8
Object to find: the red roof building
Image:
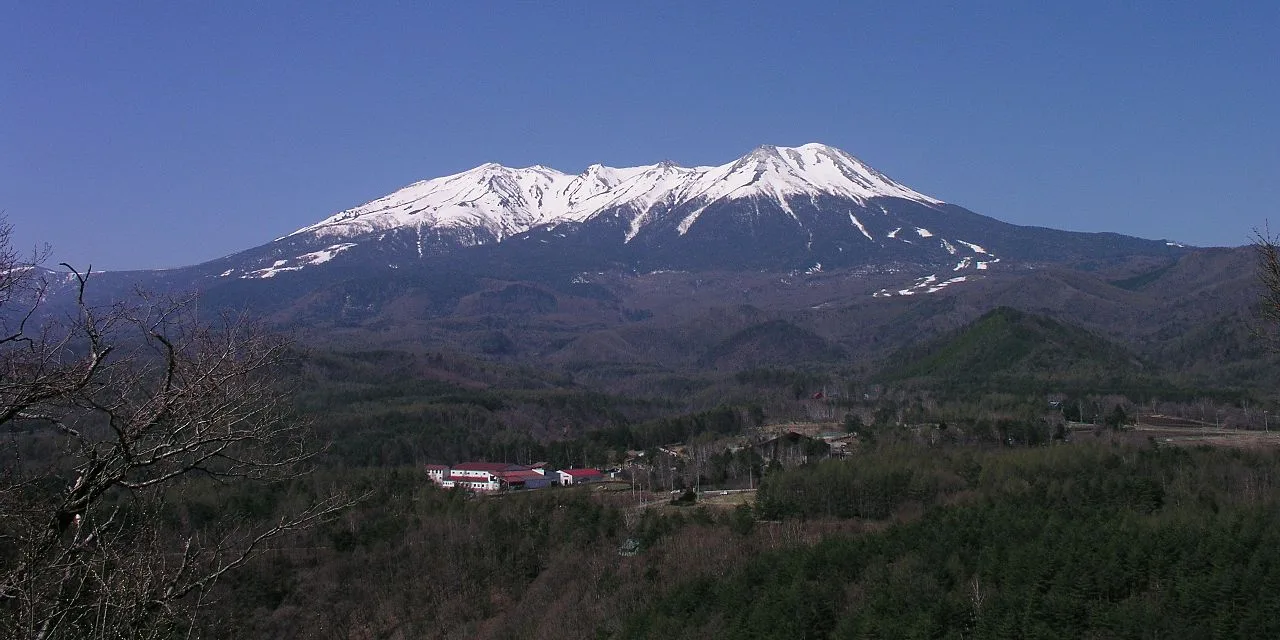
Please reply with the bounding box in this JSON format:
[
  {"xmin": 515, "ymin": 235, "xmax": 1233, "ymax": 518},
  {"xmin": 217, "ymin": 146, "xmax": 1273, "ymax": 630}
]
[
  {"xmin": 425, "ymin": 462, "xmax": 549, "ymax": 492},
  {"xmin": 558, "ymin": 468, "xmax": 604, "ymax": 486}
]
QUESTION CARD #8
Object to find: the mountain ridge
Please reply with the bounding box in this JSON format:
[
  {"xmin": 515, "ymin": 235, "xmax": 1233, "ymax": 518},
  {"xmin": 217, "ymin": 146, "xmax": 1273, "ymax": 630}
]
[{"xmin": 283, "ymin": 142, "xmax": 943, "ymax": 249}]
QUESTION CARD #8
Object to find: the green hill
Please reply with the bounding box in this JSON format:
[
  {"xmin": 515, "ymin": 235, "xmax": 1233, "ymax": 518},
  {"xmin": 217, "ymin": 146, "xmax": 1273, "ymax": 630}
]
[{"xmin": 879, "ymin": 307, "xmax": 1151, "ymax": 395}]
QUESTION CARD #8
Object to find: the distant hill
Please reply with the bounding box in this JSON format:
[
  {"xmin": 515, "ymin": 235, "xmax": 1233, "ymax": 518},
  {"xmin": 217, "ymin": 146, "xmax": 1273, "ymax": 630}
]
[
  {"xmin": 878, "ymin": 307, "xmax": 1151, "ymax": 395},
  {"xmin": 702, "ymin": 319, "xmax": 846, "ymax": 369}
]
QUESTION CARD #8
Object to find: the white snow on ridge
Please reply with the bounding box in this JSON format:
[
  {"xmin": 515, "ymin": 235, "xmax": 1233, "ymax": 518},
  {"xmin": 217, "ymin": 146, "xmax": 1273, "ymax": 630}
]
[
  {"xmin": 954, "ymin": 239, "xmax": 988, "ymax": 254},
  {"xmin": 241, "ymin": 243, "xmax": 358, "ymax": 279},
  {"xmin": 287, "ymin": 143, "xmax": 947, "ymax": 244},
  {"xmin": 914, "ymin": 227, "xmax": 933, "ymax": 238},
  {"xmin": 675, "ymin": 144, "xmax": 943, "ymax": 235},
  {"xmin": 297, "ymin": 243, "xmax": 358, "ymax": 265}
]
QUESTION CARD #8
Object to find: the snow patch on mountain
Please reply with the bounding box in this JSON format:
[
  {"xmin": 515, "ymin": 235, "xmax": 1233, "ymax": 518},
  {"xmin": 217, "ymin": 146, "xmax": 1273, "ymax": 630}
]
[
  {"xmin": 239, "ymin": 243, "xmax": 358, "ymax": 279},
  {"xmin": 888, "ymin": 273, "xmax": 971, "ymax": 297},
  {"xmin": 849, "ymin": 213, "xmax": 873, "ymax": 240},
  {"xmin": 873, "ymin": 237, "xmax": 1000, "ymax": 298},
  {"xmin": 928, "ymin": 276, "xmax": 967, "ymax": 293},
  {"xmin": 300, "ymin": 243, "xmax": 358, "ymax": 265},
  {"xmin": 954, "ymin": 240, "xmax": 989, "ymax": 254}
]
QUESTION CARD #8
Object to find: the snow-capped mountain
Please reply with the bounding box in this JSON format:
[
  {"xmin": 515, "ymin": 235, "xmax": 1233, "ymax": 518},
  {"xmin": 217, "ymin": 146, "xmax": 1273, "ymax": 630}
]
[
  {"xmin": 42, "ymin": 140, "xmax": 1199, "ymax": 341},
  {"xmin": 196, "ymin": 142, "xmax": 1183, "ymax": 286},
  {"xmin": 283, "ymin": 143, "xmax": 939, "ymax": 249}
]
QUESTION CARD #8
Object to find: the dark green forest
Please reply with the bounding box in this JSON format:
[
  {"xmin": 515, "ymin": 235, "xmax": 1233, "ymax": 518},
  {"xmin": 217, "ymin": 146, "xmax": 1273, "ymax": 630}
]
[
  {"xmin": 630, "ymin": 443, "xmax": 1280, "ymax": 638},
  {"xmin": 179, "ymin": 439, "xmax": 1280, "ymax": 639}
]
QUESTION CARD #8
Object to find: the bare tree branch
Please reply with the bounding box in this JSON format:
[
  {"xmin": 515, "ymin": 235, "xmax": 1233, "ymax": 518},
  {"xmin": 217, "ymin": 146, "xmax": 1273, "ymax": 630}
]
[{"xmin": 0, "ymin": 217, "xmax": 352, "ymax": 638}]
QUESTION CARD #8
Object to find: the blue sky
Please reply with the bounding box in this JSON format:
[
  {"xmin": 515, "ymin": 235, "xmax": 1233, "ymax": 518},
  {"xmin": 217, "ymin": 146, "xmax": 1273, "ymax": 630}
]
[{"xmin": 3, "ymin": 2, "xmax": 1277, "ymax": 269}]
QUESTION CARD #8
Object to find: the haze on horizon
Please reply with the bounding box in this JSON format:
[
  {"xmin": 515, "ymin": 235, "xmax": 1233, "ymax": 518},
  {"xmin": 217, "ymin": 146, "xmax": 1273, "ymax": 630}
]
[{"xmin": 2, "ymin": 2, "xmax": 1276, "ymax": 270}]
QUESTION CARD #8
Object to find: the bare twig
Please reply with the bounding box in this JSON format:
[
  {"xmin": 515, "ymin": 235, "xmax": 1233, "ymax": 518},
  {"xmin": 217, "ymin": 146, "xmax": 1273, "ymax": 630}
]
[{"xmin": 0, "ymin": 217, "xmax": 349, "ymax": 638}]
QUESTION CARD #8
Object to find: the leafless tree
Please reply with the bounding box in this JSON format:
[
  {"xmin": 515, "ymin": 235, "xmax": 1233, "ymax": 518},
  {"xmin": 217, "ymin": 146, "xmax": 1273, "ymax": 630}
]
[
  {"xmin": 0, "ymin": 220, "xmax": 351, "ymax": 639},
  {"xmin": 1256, "ymin": 227, "xmax": 1280, "ymax": 346}
]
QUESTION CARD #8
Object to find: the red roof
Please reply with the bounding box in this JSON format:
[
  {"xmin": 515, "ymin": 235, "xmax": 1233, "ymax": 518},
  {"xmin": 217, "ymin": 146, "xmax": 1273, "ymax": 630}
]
[
  {"xmin": 561, "ymin": 468, "xmax": 603, "ymax": 478},
  {"xmin": 424, "ymin": 464, "xmax": 449, "ymax": 471},
  {"xmin": 495, "ymin": 469, "xmax": 546, "ymax": 482}
]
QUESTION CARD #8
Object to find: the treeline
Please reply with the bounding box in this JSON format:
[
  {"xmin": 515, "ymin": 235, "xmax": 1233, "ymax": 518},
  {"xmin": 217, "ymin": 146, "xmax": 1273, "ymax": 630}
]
[
  {"xmin": 302, "ymin": 382, "xmax": 668, "ymax": 467},
  {"xmin": 294, "ymin": 347, "xmax": 790, "ymax": 469},
  {"xmin": 307, "ymin": 379, "xmax": 762, "ymax": 470},
  {"xmin": 539, "ymin": 404, "xmax": 763, "ymax": 470},
  {"xmin": 583, "ymin": 404, "xmax": 761, "ymax": 451}
]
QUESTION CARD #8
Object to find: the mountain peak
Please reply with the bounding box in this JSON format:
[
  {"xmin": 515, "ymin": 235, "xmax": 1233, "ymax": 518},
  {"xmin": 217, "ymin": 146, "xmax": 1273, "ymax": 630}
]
[
  {"xmin": 746, "ymin": 144, "xmax": 783, "ymax": 158},
  {"xmin": 792, "ymin": 141, "xmax": 843, "ymax": 153},
  {"xmin": 284, "ymin": 143, "xmax": 944, "ymax": 246}
]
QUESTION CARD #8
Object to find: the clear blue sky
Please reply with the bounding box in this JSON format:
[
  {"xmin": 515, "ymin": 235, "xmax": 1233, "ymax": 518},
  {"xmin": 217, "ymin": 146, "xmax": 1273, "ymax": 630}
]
[{"xmin": 3, "ymin": 2, "xmax": 1277, "ymax": 269}]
